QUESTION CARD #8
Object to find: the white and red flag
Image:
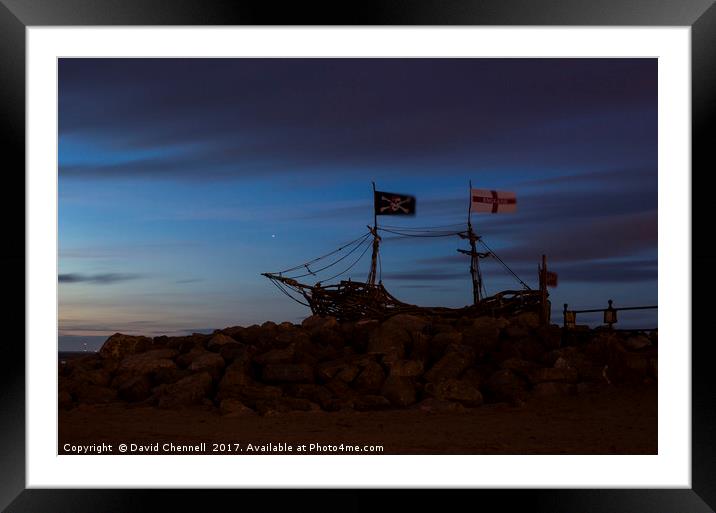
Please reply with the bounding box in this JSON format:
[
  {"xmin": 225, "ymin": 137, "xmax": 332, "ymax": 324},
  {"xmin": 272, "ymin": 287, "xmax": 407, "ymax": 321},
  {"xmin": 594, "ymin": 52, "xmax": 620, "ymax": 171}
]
[{"xmin": 471, "ymin": 189, "xmax": 517, "ymax": 214}]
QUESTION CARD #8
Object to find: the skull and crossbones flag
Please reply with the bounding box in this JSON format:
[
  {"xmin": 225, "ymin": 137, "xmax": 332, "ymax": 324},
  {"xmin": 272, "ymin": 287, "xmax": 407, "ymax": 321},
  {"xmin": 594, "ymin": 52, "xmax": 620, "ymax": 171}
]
[
  {"xmin": 471, "ymin": 188, "xmax": 517, "ymax": 214},
  {"xmin": 374, "ymin": 190, "xmax": 416, "ymax": 216}
]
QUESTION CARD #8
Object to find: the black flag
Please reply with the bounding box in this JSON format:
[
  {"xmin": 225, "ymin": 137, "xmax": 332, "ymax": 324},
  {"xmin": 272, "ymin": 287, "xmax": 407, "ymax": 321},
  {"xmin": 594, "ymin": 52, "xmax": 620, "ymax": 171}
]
[{"xmin": 374, "ymin": 191, "xmax": 416, "ymax": 216}]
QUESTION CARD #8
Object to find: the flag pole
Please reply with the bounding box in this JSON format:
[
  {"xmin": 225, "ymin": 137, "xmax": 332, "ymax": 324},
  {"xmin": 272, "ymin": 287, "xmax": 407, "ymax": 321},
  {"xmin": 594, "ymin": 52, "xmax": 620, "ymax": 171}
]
[{"xmin": 367, "ymin": 181, "xmax": 381, "ymax": 286}]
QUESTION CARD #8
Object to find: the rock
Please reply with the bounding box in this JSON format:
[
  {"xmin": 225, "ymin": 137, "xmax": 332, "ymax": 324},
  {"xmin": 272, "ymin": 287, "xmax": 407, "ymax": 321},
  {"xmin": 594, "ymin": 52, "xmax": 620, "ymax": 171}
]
[
  {"xmin": 504, "ymin": 324, "xmax": 530, "ymax": 339},
  {"xmin": 500, "ymin": 358, "xmax": 539, "ymax": 377},
  {"xmin": 608, "ymin": 348, "xmax": 653, "ymax": 383},
  {"xmin": 152, "ymin": 367, "xmax": 191, "ymax": 385},
  {"xmin": 513, "ymin": 338, "xmax": 546, "ymax": 362},
  {"xmin": 485, "ymin": 369, "xmax": 529, "ymax": 403},
  {"xmin": 219, "ymin": 342, "xmax": 251, "ymax": 363},
  {"xmin": 317, "ymin": 359, "xmax": 354, "ymax": 381},
  {"xmin": 527, "ymin": 367, "xmax": 579, "ymax": 385},
  {"xmin": 116, "ymin": 349, "xmax": 178, "ymax": 377},
  {"xmin": 254, "ymin": 345, "xmax": 296, "ymax": 365},
  {"xmin": 623, "ymin": 335, "xmax": 652, "ymax": 351},
  {"xmin": 513, "ymin": 311, "xmax": 540, "ymax": 329},
  {"xmin": 413, "ymin": 398, "xmax": 466, "ymax": 413},
  {"xmin": 380, "ymin": 376, "xmax": 417, "ymax": 407},
  {"xmin": 367, "ymin": 314, "xmax": 429, "ymax": 358},
  {"xmin": 354, "ymin": 395, "xmax": 391, "ymax": 411},
  {"xmin": 262, "ymin": 363, "xmax": 314, "ymax": 383},
  {"xmin": 383, "ymin": 314, "xmax": 430, "ymax": 333},
  {"xmin": 286, "ymin": 384, "xmax": 334, "ymax": 409},
  {"xmin": 71, "ymin": 368, "xmax": 112, "ymax": 388},
  {"xmin": 531, "ymin": 382, "xmax": 577, "ymax": 397},
  {"xmin": 189, "ymin": 352, "xmax": 225, "ymax": 379},
  {"xmin": 424, "ymin": 346, "xmax": 474, "ymax": 383},
  {"xmin": 302, "ymin": 315, "xmax": 339, "ymax": 333},
  {"xmin": 535, "ymin": 325, "xmax": 562, "ymax": 349},
  {"xmin": 461, "ymin": 319, "xmax": 502, "ymax": 356},
  {"xmin": 117, "ymin": 375, "xmax": 153, "ymax": 402},
  {"xmin": 425, "ymin": 379, "xmax": 483, "ymax": 407},
  {"xmin": 222, "ymin": 383, "xmax": 283, "ymax": 406},
  {"xmin": 387, "ymin": 359, "xmax": 424, "ymax": 378},
  {"xmin": 155, "ymin": 372, "xmax": 213, "ymax": 409},
  {"xmin": 99, "ymin": 333, "xmax": 152, "ymax": 360},
  {"xmin": 219, "ymin": 398, "xmax": 255, "ymax": 417},
  {"xmin": 216, "ymin": 360, "xmax": 254, "ymax": 399},
  {"xmin": 58, "ymin": 389, "xmax": 74, "ymax": 409},
  {"xmin": 74, "ymin": 385, "xmax": 117, "ymax": 404},
  {"xmin": 408, "ymin": 332, "xmax": 431, "ymax": 362},
  {"xmin": 352, "ymin": 361, "xmax": 385, "ymax": 394},
  {"xmin": 367, "ymin": 324, "xmax": 408, "ymax": 358},
  {"xmin": 176, "ymin": 347, "xmax": 211, "ymax": 368},
  {"xmin": 461, "ymin": 368, "xmax": 485, "ymax": 388},
  {"xmin": 206, "ymin": 333, "xmax": 238, "ymax": 352}
]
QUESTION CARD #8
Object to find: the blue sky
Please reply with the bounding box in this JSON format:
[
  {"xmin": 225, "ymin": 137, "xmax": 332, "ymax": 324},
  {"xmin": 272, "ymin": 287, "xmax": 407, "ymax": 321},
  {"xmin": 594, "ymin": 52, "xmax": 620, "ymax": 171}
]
[{"xmin": 58, "ymin": 58, "xmax": 657, "ymax": 339}]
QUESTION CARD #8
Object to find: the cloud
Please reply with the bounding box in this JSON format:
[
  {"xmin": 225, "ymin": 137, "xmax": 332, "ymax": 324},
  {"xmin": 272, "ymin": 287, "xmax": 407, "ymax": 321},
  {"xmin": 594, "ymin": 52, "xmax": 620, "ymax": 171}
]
[
  {"xmin": 58, "ymin": 58, "xmax": 656, "ymax": 181},
  {"xmin": 59, "ymin": 273, "xmax": 142, "ymax": 284}
]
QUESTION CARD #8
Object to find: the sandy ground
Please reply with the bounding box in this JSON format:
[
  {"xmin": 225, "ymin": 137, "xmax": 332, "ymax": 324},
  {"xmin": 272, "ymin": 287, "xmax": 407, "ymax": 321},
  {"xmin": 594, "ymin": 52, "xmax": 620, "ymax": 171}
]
[{"xmin": 59, "ymin": 383, "xmax": 656, "ymax": 455}]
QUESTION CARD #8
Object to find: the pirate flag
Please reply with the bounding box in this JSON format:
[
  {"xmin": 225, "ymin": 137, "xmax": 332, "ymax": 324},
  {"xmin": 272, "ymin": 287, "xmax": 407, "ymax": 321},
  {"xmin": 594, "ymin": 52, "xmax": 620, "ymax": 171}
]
[
  {"xmin": 374, "ymin": 190, "xmax": 416, "ymax": 216},
  {"xmin": 471, "ymin": 188, "xmax": 517, "ymax": 214}
]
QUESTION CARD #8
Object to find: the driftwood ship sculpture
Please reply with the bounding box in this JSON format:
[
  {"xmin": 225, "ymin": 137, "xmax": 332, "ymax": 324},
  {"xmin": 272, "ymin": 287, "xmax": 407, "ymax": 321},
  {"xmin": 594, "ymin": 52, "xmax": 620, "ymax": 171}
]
[{"xmin": 263, "ymin": 183, "xmax": 553, "ymax": 322}]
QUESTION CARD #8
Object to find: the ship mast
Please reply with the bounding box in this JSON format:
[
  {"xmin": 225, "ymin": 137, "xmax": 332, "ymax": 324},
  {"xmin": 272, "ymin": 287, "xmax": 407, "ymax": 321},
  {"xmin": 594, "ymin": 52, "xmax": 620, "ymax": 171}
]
[
  {"xmin": 367, "ymin": 181, "xmax": 381, "ymax": 286},
  {"xmin": 458, "ymin": 180, "xmax": 487, "ymax": 304}
]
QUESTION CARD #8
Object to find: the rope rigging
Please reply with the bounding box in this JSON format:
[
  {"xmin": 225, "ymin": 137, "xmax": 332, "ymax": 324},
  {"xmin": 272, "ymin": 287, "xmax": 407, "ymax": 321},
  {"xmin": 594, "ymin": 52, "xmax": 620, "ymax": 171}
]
[{"xmin": 265, "ymin": 222, "xmax": 532, "ymax": 293}]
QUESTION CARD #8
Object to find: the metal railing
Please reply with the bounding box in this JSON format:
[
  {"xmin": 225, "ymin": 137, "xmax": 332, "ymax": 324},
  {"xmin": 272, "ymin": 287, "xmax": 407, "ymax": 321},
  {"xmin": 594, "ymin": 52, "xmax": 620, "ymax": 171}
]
[{"xmin": 563, "ymin": 299, "xmax": 657, "ymax": 330}]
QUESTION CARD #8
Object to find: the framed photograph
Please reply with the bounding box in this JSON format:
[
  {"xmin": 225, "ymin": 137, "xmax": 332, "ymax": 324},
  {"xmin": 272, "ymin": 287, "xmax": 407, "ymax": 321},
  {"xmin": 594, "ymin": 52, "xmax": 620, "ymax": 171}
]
[{"xmin": 3, "ymin": 0, "xmax": 714, "ymax": 510}]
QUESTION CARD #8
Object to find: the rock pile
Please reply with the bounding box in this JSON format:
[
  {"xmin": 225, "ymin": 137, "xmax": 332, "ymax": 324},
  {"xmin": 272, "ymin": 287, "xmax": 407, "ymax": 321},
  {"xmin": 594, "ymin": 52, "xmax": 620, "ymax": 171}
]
[{"xmin": 59, "ymin": 312, "xmax": 657, "ymax": 415}]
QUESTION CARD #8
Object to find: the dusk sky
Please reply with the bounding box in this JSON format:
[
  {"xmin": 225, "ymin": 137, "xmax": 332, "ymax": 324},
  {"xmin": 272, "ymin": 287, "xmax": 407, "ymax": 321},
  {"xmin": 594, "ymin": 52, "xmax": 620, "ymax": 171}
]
[{"xmin": 58, "ymin": 58, "xmax": 657, "ymax": 348}]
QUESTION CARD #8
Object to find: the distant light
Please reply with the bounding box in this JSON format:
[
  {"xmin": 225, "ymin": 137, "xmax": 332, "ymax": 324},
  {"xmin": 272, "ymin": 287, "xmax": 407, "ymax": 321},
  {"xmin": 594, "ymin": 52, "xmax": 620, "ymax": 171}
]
[{"xmin": 271, "ymin": 234, "xmax": 276, "ymax": 238}]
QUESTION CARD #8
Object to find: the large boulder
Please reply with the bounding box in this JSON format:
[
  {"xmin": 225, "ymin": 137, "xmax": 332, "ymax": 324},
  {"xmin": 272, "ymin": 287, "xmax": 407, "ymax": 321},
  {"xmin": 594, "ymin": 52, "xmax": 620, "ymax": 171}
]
[
  {"xmin": 219, "ymin": 398, "xmax": 256, "ymax": 417},
  {"xmin": 367, "ymin": 314, "xmax": 429, "ymax": 358},
  {"xmin": 302, "ymin": 315, "xmax": 339, "ymax": 333},
  {"xmin": 286, "ymin": 384, "xmax": 334, "ymax": 409},
  {"xmin": 623, "ymin": 334, "xmax": 652, "ymax": 351},
  {"xmin": 176, "ymin": 346, "xmax": 211, "ymax": 369},
  {"xmin": 189, "ymin": 352, "xmax": 225, "ymax": 379},
  {"xmin": 424, "ymin": 345, "xmax": 474, "ymax": 383},
  {"xmin": 117, "ymin": 375, "xmax": 153, "ymax": 402},
  {"xmin": 352, "ymin": 361, "xmax": 385, "ymax": 394},
  {"xmin": 116, "ymin": 349, "xmax": 178, "ymax": 378},
  {"xmin": 485, "ymin": 369, "xmax": 529, "ymax": 403},
  {"xmin": 253, "ymin": 345, "xmax": 296, "ymax": 365},
  {"xmin": 99, "ymin": 333, "xmax": 152, "ymax": 360},
  {"xmin": 155, "ymin": 372, "xmax": 213, "ymax": 409},
  {"xmin": 261, "ymin": 363, "xmax": 314, "ymax": 383},
  {"xmin": 387, "ymin": 359, "xmax": 424, "ymax": 378},
  {"xmin": 461, "ymin": 316, "xmax": 506, "ymax": 356},
  {"xmin": 206, "ymin": 333, "xmax": 238, "ymax": 352},
  {"xmin": 425, "ymin": 379, "xmax": 483, "ymax": 407},
  {"xmin": 513, "ymin": 311, "xmax": 540, "ymax": 329},
  {"xmin": 380, "ymin": 376, "xmax": 417, "ymax": 407},
  {"xmin": 216, "ymin": 360, "xmax": 253, "ymax": 399}
]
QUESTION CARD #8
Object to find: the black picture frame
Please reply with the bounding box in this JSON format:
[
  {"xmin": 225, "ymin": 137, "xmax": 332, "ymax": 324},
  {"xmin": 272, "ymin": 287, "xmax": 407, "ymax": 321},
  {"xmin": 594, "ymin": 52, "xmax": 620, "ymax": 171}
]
[{"xmin": 2, "ymin": 1, "xmax": 714, "ymax": 511}]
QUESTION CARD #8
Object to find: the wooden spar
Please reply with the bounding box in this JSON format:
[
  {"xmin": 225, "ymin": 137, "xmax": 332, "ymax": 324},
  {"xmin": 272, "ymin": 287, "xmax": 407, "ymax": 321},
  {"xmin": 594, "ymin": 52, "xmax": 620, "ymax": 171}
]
[
  {"xmin": 467, "ymin": 180, "xmax": 483, "ymax": 304},
  {"xmin": 539, "ymin": 254, "xmax": 549, "ymax": 325},
  {"xmin": 367, "ymin": 181, "xmax": 381, "ymax": 286}
]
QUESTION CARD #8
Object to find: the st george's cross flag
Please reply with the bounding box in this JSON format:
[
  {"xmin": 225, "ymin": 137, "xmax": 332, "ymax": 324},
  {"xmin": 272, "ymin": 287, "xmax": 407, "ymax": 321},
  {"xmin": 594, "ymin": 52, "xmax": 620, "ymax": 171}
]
[
  {"xmin": 374, "ymin": 190, "xmax": 416, "ymax": 216},
  {"xmin": 471, "ymin": 189, "xmax": 517, "ymax": 214}
]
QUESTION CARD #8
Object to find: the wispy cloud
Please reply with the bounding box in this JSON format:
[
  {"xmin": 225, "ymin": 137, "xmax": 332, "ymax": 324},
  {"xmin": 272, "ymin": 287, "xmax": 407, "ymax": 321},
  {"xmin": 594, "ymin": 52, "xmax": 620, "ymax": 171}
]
[{"xmin": 59, "ymin": 273, "xmax": 142, "ymax": 284}]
